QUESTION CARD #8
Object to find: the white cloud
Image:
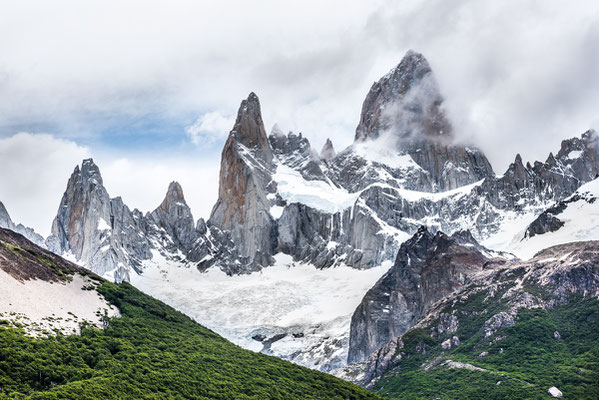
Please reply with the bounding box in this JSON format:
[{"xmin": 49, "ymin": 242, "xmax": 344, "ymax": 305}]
[
  {"xmin": 0, "ymin": 133, "xmax": 91, "ymax": 236},
  {"xmin": 185, "ymin": 111, "xmax": 233, "ymax": 146},
  {"xmin": 3, "ymin": 1, "xmax": 598, "ymax": 171},
  {"xmin": 1, "ymin": 1, "xmax": 599, "ymax": 232},
  {"xmin": 97, "ymin": 156, "xmax": 220, "ymax": 223}
]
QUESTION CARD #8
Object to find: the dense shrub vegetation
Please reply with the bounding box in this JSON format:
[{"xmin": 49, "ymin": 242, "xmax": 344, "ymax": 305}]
[
  {"xmin": 0, "ymin": 281, "xmax": 380, "ymax": 399},
  {"xmin": 373, "ymin": 295, "xmax": 599, "ymax": 399}
]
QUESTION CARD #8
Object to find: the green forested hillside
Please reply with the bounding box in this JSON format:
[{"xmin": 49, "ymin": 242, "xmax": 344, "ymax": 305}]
[
  {"xmin": 372, "ymin": 295, "xmax": 599, "ymax": 399},
  {"xmin": 0, "ymin": 280, "xmax": 380, "ymax": 399}
]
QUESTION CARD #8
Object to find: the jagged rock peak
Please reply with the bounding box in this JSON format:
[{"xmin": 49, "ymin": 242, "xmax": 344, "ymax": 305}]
[
  {"xmin": 383, "ymin": 50, "xmax": 433, "ymax": 91},
  {"xmin": 149, "ymin": 181, "xmax": 198, "ymax": 253},
  {"xmin": 229, "ymin": 92, "xmax": 272, "ymax": 161},
  {"xmin": 162, "ymin": 181, "xmax": 185, "ymax": 204},
  {"xmin": 155, "ymin": 181, "xmax": 192, "ymax": 219},
  {"xmin": 355, "ymin": 50, "xmax": 444, "ymax": 142},
  {"xmin": 320, "ymin": 138, "xmax": 336, "ymax": 161},
  {"xmin": 209, "ymin": 92, "xmax": 277, "ymax": 265},
  {"xmin": 514, "ymin": 153, "xmax": 524, "ymax": 165},
  {"xmin": 80, "ymin": 158, "xmax": 103, "ymax": 186}
]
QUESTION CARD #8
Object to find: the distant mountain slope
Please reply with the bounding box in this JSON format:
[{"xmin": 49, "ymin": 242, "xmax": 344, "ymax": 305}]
[
  {"xmin": 0, "ymin": 201, "xmax": 45, "ymax": 247},
  {"xmin": 0, "ymin": 229, "xmax": 380, "ymax": 399}
]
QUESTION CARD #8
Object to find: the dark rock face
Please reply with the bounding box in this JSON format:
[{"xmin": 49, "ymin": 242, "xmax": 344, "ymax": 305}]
[
  {"xmin": 209, "ymin": 93, "xmax": 277, "ymax": 266},
  {"xmin": 348, "ymin": 227, "xmax": 496, "ymax": 363},
  {"xmin": 525, "ymin": 213, "xmax": 565, "ymax": 238},
  {"xmin": 353, "ymin": 50, "xmax": 494, "ymax": 192}
]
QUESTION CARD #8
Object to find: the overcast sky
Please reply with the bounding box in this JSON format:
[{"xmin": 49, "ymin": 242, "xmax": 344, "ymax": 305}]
[{"xmin": 1, "ymin": 0, "xmax": 599, "ymax": 236}]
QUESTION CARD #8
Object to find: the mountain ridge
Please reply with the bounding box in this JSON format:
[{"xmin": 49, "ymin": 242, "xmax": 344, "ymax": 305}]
[{"xmin": 3, "ymin": 49, "xmax": 599, "ymax": 378}]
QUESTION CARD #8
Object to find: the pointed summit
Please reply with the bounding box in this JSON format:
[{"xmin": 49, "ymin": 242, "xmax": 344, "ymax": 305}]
[
  {"xmin": 47, "ymin": 159, "xmax": 114, "ymax": 266},
  {"xmin": 156, "ymin": 181, "xmax": 189, "ymax": 214},
  {"xmin": 351, "ymin": 51, "xmax": 494, "ymax": 191},
  {"xmin": 209, "ymin": 93, "xmax": 277, "ymax": 265},
  {"xmin": 161, "ymin": 181, "xmax": 185, "ymax": 206},
  {"xmin": 80, "ymin": 158, "xmax": 104, "ymax": 186},
  {"xmin": 320, "ymin": 138, "xmax": 336, "ymax": 161},
  {"xmin": 150, "ymin": 181, "xmax": 197, "ymax": 251},
  {"xmin": 228, "ymin": 92, "xmax": 273, "ymax": 162},
  {"xmin": 355, "ymin": 50, "xmax": 443, "ymax": 142}
]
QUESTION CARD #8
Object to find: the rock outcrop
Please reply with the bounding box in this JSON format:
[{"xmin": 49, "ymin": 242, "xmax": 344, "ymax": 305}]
[
  {"xmin": 352, "ymin": 239, "xmax": 599, "ymax": 389},
  {"xmin": 347, "ymin": 227, "xmax": 501, "ymax": 363},
  {"xmin": 147, "ymin": 182, "xmax": 199, "ymax": 254},
  {"xmin": 45, "ymin": 159, "xmax": 152, "ymax": 281}
]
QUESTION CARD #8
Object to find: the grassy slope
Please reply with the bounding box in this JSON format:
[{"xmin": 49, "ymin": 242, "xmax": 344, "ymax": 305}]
[
  {"xmin": 373, "ymin": 293, "xmax": 599, "ymax": 399},
  {"xmin": 0, "ymin": 280, "xmax": 380, "ymax": 400}
]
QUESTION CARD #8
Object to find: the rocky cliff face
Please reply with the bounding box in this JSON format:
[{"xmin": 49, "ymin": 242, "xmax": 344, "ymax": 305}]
[
  {"xmin": 209, "ymin": 92, "xmax": 277, "ymax": 266},
  {"xmin": 347, "ymin": 227, "xmax": 505, "ymax": 363},
  {"xmin": 45, "ymin": 159, "xmax": 151, "ymax": 281},
  {"xmin": 147, "ymin": 182, "xmax": 199, "ymax": 254},
  {"xmin": 46, "ymin": 159, "xmax": 259, "ymax": 281}
]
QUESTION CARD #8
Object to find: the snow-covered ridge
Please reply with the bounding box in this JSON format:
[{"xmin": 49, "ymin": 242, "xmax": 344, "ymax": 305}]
[
  {"xmin": 273, "ymin": 156, "xmax": 483, "ymax": 215},
  {"xmin": 273, "ymin": 164, "xmax": 359, "ymax": 213},
  {"xmin": 352, "ymin": 140, "xmax": 424, "ymax": 171},
  {"xmin": 511, "ymin": 178, "xmax": 599, "ymax": 259}
]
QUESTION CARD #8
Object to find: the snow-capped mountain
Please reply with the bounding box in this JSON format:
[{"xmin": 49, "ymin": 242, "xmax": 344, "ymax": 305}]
[{"xmin": 21, "ymin": 50, "xmax": 599, "ymax": 372}]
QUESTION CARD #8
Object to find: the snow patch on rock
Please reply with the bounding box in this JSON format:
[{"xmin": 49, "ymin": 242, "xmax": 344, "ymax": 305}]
[{"xmin": 274, "ymin": 164, "xmax": 359, "ymax": 213}]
